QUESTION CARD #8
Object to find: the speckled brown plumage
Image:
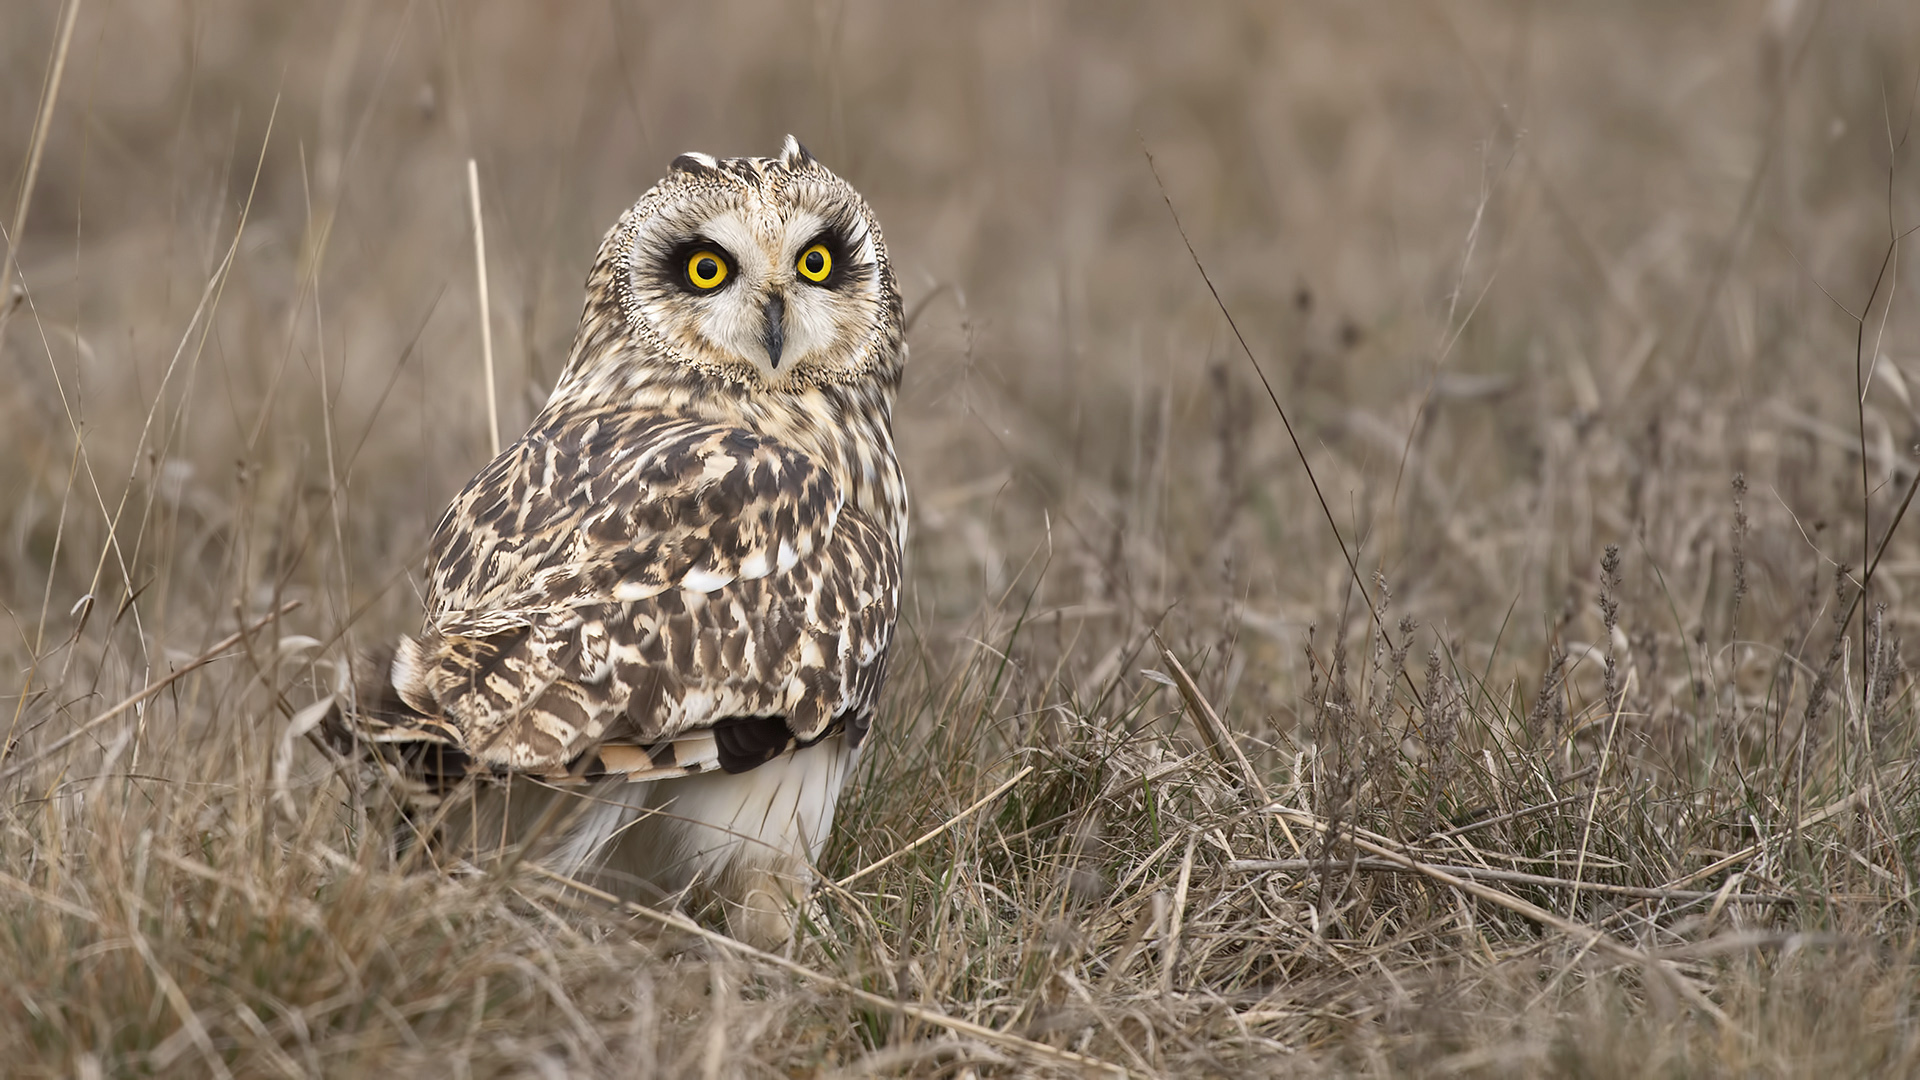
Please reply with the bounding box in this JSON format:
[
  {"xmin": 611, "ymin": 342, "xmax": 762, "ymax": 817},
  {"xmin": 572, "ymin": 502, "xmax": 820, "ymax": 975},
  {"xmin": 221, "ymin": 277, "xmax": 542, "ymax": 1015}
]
[
  {"xmin": 333, "ymin": 138, "xmax": 907, "ymax": 945},
  {"xmin": 352, "ymin": 407, "xmax": 899, "ymax": 782}
]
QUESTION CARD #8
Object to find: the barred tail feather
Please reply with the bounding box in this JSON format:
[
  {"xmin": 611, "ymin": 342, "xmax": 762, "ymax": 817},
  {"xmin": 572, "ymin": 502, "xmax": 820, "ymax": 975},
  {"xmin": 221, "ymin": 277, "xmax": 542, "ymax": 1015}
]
[{"xmin": 330, "ymin": 638, "xmax": 738, "ymax": 792}]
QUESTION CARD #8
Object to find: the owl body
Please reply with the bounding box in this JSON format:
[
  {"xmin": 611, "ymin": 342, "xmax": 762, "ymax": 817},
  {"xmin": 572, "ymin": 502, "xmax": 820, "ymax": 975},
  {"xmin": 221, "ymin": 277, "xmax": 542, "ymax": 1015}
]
[{"xmin": 342, "ymin": 138, "xmax": 907, "ymax": 948}]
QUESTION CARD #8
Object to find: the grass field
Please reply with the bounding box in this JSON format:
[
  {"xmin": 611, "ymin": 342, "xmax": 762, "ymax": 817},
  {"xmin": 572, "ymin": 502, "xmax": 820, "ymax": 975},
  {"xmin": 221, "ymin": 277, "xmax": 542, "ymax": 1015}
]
[{"xmin": 6, "ymin": 1, "xmax": 1920, "ymax": 1075}]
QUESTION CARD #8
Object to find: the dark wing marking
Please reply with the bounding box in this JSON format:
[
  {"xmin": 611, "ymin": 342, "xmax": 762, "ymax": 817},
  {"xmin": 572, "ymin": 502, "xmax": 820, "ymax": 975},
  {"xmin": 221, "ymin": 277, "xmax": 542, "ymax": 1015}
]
[
  {"xmin": 348, "ymin": 408, "xmax": 898, "ymax": 778},
  {"xmin": 710, "ymin": 715, "xmax": 793, "ymax": 774}
]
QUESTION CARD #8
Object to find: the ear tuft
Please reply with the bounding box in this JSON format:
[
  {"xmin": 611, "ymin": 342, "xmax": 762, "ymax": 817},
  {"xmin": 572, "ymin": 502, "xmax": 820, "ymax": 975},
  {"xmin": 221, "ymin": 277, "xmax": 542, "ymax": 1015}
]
[
  {"xmin": 779, "ymin": 135, "xmax": 816, "ymax": 169},
  {"xmin": 669, "ymin": 152, "xmax": 720, "ymax": 176}
]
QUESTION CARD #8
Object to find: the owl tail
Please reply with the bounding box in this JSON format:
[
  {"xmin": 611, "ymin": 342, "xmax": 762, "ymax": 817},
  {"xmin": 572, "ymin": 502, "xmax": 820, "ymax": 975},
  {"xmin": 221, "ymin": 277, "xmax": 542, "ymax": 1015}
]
[
  {"xmin": 323, "ymin": 638, "xmax": 765, "ymax": 793},
  {"xmin": 325, "ymin": 639, "xmax": 463, "ymax": 748},
  {"xmin": 311, "ymin": 640, "xmax": 470, "ymax": 794}
]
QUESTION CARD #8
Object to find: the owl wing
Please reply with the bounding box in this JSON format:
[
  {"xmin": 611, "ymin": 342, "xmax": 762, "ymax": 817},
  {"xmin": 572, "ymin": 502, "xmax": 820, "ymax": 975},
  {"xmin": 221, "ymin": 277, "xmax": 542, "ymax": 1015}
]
[{"xmin": 344, "ymin": 411, "xmax": 899, "ymax": 787}]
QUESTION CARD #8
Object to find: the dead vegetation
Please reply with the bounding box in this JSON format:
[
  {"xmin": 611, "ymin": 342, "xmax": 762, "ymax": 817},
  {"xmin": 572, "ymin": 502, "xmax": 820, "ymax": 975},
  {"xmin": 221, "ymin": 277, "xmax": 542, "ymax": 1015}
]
[{"xmin": 5, "ymin": 1, "xmax": 1920, "ymax": 1076}]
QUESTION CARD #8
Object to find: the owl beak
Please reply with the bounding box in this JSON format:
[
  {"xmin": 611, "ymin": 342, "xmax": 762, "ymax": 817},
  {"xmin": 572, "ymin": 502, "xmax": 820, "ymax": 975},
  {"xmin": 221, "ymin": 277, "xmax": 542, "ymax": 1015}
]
[{"xmin": 763, "ymin": 292, "xmax": 786, "ymax": 369}]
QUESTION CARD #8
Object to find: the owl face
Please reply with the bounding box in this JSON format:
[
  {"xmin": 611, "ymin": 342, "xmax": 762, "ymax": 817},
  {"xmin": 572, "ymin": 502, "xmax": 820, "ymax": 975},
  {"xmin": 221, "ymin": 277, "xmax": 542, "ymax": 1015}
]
[{"xmin": 611, "ymin": 137, "xmax": 900, "ymax": 391}]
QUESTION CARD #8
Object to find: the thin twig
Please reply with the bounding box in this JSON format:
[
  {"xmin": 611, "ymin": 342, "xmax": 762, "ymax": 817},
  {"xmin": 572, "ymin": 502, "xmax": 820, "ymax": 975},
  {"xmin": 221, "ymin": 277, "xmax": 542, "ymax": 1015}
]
[
  {"xmin": 0, "ymin": 0, "xmax": 81, "ymax": 347},
  {"xmin": 77, "ymin": 93, "xmax": 283, "ymax": 673},
  {"xmin": 1428, "ymin": 791, "xmax": 1587, "ymax": 840},
  {"xmin": 1268, "ymin": 805, "xmax": 1739, "ymax": 1031},
  {"xmin": 1143, "ymin": 143, "xmax": 1422, "ymax": 707},
  {"xmin": 1228, "ymin": 858, "xmax": 1793, "ymax": 905},
  {"xmin": 0, "ymin": 602, "xmax": 301, "ymax": 784},
  {"xmin": 836, "ymin": 764, "xmax": 1034, "ymax": 888},
  {"xmin": 527, "ymin": 865, "xmax": 1130, "ymax": 1078},
  {"xmin": 1675, "ymin": 0, "xmax": 1822, "ymax": 370},
  {"xmin": 1655, "ymin": 779, "xmax": 1882, "ymax": 892},
  {"xmin": 467, "ymin": 158, "xmax": 501, "ymax": 458}
]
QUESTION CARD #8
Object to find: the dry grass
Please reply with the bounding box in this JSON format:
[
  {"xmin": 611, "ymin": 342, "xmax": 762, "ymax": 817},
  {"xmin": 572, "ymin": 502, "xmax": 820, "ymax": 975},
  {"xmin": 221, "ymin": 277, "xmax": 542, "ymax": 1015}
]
[{"xmin": 6, "ymin": 1, "xmax": 1920, "ymax": 1075}]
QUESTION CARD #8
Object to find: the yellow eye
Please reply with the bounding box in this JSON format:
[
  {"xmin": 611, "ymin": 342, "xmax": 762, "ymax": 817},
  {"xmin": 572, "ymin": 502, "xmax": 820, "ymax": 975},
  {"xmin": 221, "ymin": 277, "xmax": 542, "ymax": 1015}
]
[
  {"xmin": 797, "ymin": 243, "xmax": 832, "ymax": 283},
  {"xmin": 686, "ymin": 250, "xmax": 729, "ymax": 290}
]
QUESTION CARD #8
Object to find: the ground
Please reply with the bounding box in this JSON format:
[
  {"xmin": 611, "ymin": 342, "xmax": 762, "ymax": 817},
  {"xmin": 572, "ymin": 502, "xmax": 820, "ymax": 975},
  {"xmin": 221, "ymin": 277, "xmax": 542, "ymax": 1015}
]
[{"xmin": 4, "ymin": 2, "xmax": 1920, "ymax": 1076}]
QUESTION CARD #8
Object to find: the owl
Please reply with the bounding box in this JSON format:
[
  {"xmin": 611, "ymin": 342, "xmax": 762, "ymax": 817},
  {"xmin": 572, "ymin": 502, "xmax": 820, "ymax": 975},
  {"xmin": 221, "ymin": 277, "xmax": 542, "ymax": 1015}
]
[{"xmin": 339, "ymin": 136, "xmax": 907, "ymax": 950}]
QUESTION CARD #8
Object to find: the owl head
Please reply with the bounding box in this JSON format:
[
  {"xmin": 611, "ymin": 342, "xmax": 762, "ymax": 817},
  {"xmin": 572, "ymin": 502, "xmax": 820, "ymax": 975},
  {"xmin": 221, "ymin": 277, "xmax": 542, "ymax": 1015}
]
[{"xmin": 562, "ymin": 136, "xmax": 904, "ymax": 398}]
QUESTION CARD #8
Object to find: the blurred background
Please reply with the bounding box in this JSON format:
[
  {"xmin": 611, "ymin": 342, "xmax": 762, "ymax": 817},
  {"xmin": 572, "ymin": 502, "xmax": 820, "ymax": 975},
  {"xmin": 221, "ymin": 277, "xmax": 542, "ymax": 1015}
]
[
  {"xmin": 4, "ymin": 0, "xmax": 1920, "ymax": 760},
  {"xmin": 14, "ymin": 4, "xmax": 1920, "ymax": 1073}
]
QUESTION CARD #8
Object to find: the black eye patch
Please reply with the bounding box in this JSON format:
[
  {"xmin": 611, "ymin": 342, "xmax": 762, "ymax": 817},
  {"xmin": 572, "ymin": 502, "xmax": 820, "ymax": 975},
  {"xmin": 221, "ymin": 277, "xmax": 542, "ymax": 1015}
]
[
  {"xmin": 796, "ymin": 231, "xmax": 865, "ymax": 289},
  {"xmin": 664, "ymin": 238, "xmax": 736, "ymax": 294}
]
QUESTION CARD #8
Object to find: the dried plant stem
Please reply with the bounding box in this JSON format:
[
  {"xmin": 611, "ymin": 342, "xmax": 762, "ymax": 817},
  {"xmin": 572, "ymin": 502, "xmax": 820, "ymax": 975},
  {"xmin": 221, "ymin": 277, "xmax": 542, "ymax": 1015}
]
[
  {"xmin": 0, "ymin": 0, "xmax": 80, "ymax": 346},
  {"xmin": 1155, "ymin": 638, "xmax": 1267, "ymax": 801},
  {"xmin": 467, "ymin": 158, "xmax": 501, "ymax": 458},
  {"xmin": 836, "ymin": 763, "xmax": 1034, "ymax": 888},
  {"xmin": 1143, "ymin": 144, "xmax": 1422, "ymax": 706},
  {"xmin": 1228, "ymin": 858, "xmax": 1792, "ymax": 906},
  {"xmin": 1571, "ymin": 669, "xmax": 1632, "ymax": 913},
  {"xmin": 1429, "ymin": 791, "xmax": 1586, "ymax": 840},
  {"xmin": 1161, "ymin": 831, "xmax": 1198, "ymax": 996}
]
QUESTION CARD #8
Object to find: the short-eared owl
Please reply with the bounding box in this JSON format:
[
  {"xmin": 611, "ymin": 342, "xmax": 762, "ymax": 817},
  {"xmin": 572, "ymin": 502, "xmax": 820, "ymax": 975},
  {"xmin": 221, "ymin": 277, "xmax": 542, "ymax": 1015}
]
[{"xmin": 339, "ymin": 136, "xmax": 906, "ymax": 949}]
